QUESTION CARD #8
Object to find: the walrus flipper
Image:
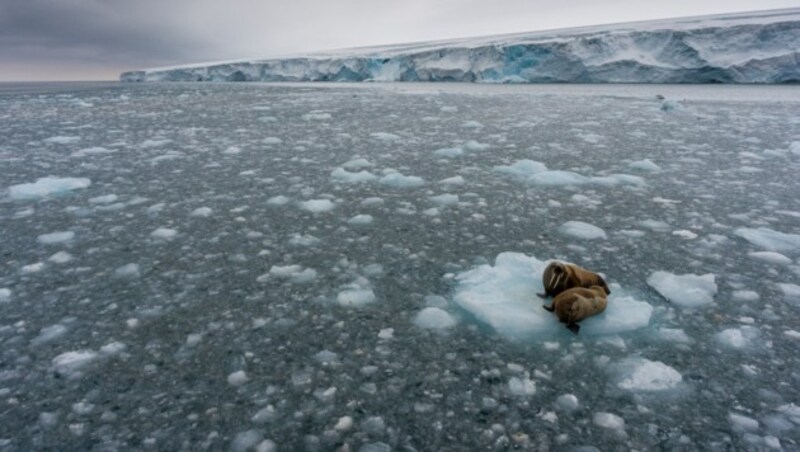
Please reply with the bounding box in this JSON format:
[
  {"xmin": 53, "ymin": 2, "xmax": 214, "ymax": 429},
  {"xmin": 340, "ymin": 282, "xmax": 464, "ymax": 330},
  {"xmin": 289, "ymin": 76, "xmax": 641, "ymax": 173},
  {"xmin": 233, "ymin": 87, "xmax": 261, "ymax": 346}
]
[
  {"xmin": 542, "ymin": 304, "xmax": 554, "ymax": 312},
  {"xmin": 567, "ymin": 323, "xmax": 580, "ymax": 335},
  {"xmin": 537, "ymin": 292, "xmax": 548, "ymax": 299}
]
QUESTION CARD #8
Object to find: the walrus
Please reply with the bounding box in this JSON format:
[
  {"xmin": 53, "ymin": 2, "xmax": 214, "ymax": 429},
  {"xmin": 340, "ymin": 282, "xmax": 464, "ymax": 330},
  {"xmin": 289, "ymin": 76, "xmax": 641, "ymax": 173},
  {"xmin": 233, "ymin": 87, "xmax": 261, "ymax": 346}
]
[
  {"xmin": 543, "ymin": 285, "xmax": 608, "ymax": 334},
  {"xmin": 537, "ymin": 261, "xmax": 610, "ymax": 299}
]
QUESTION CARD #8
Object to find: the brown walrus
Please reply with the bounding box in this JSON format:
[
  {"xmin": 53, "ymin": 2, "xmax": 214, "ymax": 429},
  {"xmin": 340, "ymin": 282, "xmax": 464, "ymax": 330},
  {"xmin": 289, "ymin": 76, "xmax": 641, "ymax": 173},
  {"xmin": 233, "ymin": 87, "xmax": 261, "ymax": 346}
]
[
  {"xmin": 538, "ymin": 261, "xmax": 610, "ymax": 299},
  {"xmin": 543, "ymin": 285, "xmax": 608, "ymax": 334}
]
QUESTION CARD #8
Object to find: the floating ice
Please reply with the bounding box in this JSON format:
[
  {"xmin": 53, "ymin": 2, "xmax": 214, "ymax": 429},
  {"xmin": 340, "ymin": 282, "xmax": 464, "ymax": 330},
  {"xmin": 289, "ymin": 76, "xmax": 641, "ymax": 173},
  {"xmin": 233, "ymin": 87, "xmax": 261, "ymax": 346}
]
[
  {"xmin": 288, "ymin": 234, "xmax": 321, "ymax": 247},
  {"xmin": 656, "ymin": 328, "xmax": 693, "ymax": 344},
  {"xmin": 115, "ymin": 263, "xmax": 140, "ymax": 278},
  {"xmin": 778, "ymin": 283, "xmax": 800, "ymax": 306},
  {"xmin": 647, "ymin": 271, "xmax": 717, "ymax": 308},
  {"xmin": 44, "ymin": 136, "xmax": 81, "ymax": 144},
  {"xmin": 8, "ymin": 177, "xmax": 91, "ymax": 200},
  {"xmin": 52, "ymin": 350, "xmax": 99, "ymax": 377},
  {"xmin": 262, "ymin": 137, "xmax": 282, "ymax": 145},
  {"xmin": 303, "ymin": 112, "xmax": 331, "ymax": 120},
  {"xmin": 228, "ymin": 371, "xmax": 248, "ymax": 386},
  {"xmin": 267, "ymin": 195, "xmax": 290, "ymax": 206},
  {"xmin": 413, "ymin": 307, "xmax": 457, "ymax": 330},
  {"xmin": 559, "ymin": 221, "xmax": 607, "ymax": 240},
  {"xmin": 429, "ymin": 194, "xmax": 459, "ymax": 206},
  {"xmin": 434, "ymin": 147, "xmax": 463, "ymax": 158},
  {"xmin": 593, "ymin": 412, "xmax": 625, "ymax": 430},
  {"xmin": 48, "ymin": 251, "xmax": 73, "ymax": 264},
  {"xmin": 342, "ymin": 158, "xmax": 373, "ymax": 169},
  {"xmin": 231, "ymin": 430, "xmax": 262, "ymax": 452},
  {"xmin": 734, "ymin": 227, "xmax": 800, "ymax": 253},
  {"xmin": 151, "ymin": 228, "xmax": 178, "ymax": 240},
  {"xmin": 89, "ymin": 194, "xmax": 118, "ymax": 204},
  {"xmin": 32, "ymin": 324, "xmax": 68, "ymax": 345},
  {"xmin": 439, "ymin": 176, "xmax": 465, "ymax": 185},
  {"xmin": 71, "ymin": 147, "xmax": 115, "ymax": 158},
  {"xmin": 527, "ymin": 170, "xmax": 587, "ymax": 186},
  {"xmin": 612, "ymin": 358, "xmax": 683, "ymax": 391},
  {"xmin": 0, "ymin": 289, "xmax": 11, "ymax": 302},
  {"xmin": 190, "ymin": 207, "xmax": 213, "ymax": 217},
  {"xmin": 370, "ymin": 132, "xmax": 400, "ymax": 140},
  {"xmin": 37, "ymin": 231, "xmax": 75, "ymax": 245},
  {"xmin": 331, "ymin": 167, "xmax": 378, "ymax": 183},
  {"xmin": 639, "ymin": 219, "xmax": 671, "ymax": 232},
  {"xmin": 379, "ymin": 171, "xmax": 424, "ymax": 188},
  {"xmin": 716, "ymin": 326, "xmax": 759, "ymax": 349},
  {"xmin": 555, "ymin": 394, "xmax": 579, "ymax": 411},
  {"xmin": 508, "ymin": 376, "xmax": 537, "ymax": 396},
  {"xmin": 729, "ymin": 413, "xmax": 760, "ymax": 432},
  {"xmin": 629, "ymin": 159, "xmax": 661, "ymax": 172},
  {"xmin": 336, "ymin": 278, "xmax": 376, "ymax": 307},
  {"xmin": 299, "ymin": 199, "xmax": 335, "ymax": 213},
  {"xmin": 748, "ymin": 251, "xmax": 792, "ymax": 265},
  {"xmin": 452, "ymin": 253, "xmax": 652, "ymax": 340},
  {"xmin": 494, "ymin": 160, "xmax": 547, "ymax": 178},
  {"xmin": 348, "ymin": 214, "xmax": 374, "ymax": 225}
]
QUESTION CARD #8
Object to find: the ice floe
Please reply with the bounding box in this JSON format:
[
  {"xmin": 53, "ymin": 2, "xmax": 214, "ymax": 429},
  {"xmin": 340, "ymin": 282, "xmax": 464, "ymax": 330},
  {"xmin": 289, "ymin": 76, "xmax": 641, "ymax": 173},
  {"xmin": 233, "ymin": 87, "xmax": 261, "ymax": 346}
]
[
  {"xmin": 413, "ymin": 307, "xmax": 457, "ymax": 330},
  {"xmin": 8, "ymin": 177, "xmax": 91, "ymax": 200},
  {"xmin": 647, "ymin": 271, "xmax": 717, "ymax": 308},
  {"xmin": 611, "ymin": 358, "xmax": 683, "ymax": 391},
  {"xmin": 558, "ymin": 221, "xmax": 607, "ymax": 240},
  {"xmin": 735, "ymin": 227, "xmax": 800, "ymax": 253}
]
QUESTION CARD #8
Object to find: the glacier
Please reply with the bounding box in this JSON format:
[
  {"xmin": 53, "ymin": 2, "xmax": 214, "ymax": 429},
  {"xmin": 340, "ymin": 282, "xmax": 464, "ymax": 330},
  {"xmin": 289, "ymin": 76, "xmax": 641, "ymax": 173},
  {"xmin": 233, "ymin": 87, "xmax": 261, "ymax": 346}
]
[{"xmin": 121, "ymin": 8, "xmax": 800, "ymax": 84}]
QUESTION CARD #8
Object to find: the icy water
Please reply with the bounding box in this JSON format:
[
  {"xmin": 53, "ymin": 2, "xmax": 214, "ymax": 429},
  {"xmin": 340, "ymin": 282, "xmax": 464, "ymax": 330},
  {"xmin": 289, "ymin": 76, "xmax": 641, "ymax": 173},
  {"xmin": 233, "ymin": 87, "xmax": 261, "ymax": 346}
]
[{"xmin": 1, "ymin": 82, "xmax": 800, "ymax": 451}]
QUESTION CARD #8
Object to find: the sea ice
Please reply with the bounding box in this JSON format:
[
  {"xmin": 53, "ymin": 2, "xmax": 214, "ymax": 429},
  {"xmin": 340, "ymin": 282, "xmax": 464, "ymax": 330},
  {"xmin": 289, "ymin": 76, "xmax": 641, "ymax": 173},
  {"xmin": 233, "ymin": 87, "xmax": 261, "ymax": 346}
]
[
  {"xmin": 267, "ymin": 195, "xmax": 290, "ymax": 206},
  {"xmin": 71, "ymin": 146, "xmax": 115, "ymax": 157},
  {"xmin": 593, "ymin": 412, "xmax": 625, "ymax": 430},
  {"xmin": 413, "ymin": 307, "xmax": 457, "ymax": 330},
  {"xmin": 493, "ymin": 160, "xmax": 547, "ymax": 178},
  {"xmin": 331, "ymin": 167, "xmax": 378, "ymax": 183},
  {"xmin": 716, "ymin": 326, "xmax": 759, "ymax": 349},
  {"xmin": 299, "ymin": 199, "xmax": 335, "ymax": 213},
  {"xmin": 52, "ymin": 350, "xmax": 99, "ymax": 377},
  {"xmin": 612, "ymin": 358, "xmax": 683, "ymax": 391},
  {"xmin": 527, "ymin": 170, "xmax": 587, "ymax": 186},
  {"xmin": 190, "ymin": 207, "xmax": 213, "ymax": 217},
  {"xmin": 336, "ymin": 278, "xmax": 376, "ymax": 307},
  {"xmin": 629, "ymin": 159, "xmax": 661, "ymax": 172},
  {"xmin": 429, "ymin": 194, "xmax": 459, "ymax": 206},
  {"xmin": 151, "ymin": 228, "xmax": 178, "ymax": 240},
  {"xmin": 729, "ymin": 413, "xmax": 760, "ymax": 432},
  {"xmin": 342, "ymin": 158, "xmax": 373, "ymax": 169},
  {"xmin": 507, "ymin": 376, "xmax": 537, "ymax": 396},
  {"xmin": 734, "ymin": 227, "xmax": 800, "ymax": 253},
  {"xmin": 370, "ymin": 132, "xmax": 400, "ymax": 140},
  {"xmin": 32, "ymin": 324, "xmax": 68, "ymax": 345},
  {"xmin": 559, "ymin": 221, "xmax": 607, "ymax": 240},
  {"xmin": 0, "ymin": 289, "xmax": 11, "ymax": 302},
  {"xmin": 778, "ymin": 283, "xmax": 800, "ymax": 306},
  {"xmin": 37, "ymin": 231, "xmax": 75, "ymax": 245},
  {"xmin": 647, "ymin": 271, "xmax": 717, "ymax": 307},
  {"xmin": 747, "ymin": 251, "xmax": 792, "ymax": 265},
  {"xmin": 348, "ymin": 214, "xmax": 374, "ymax": 225},
  {"xmin": 8, "ymin": 177, "xmax": 91, "ymax": 200},
  {"xmin": 452, "ymin": 253, "xmax": 652, "ymax": 340},
  {"xmin": 44, "ymin": 136, "xmax": 81, "ymax": 144},
  {"xmin": 434, "ymin": 147, "xmax": 463, "ymax": 157},
  {"xmin": 228, "ymin": 371, "xmax": 248, "ymax": 386},
  {"xmin": 115, "ymin": 263, "xmax": 140, "ymax": 278},
  {"xmin": 379, "ymin": 171, "xmax": 424, "ymax": 188},
  {"xmin": 48, "ymin": 251, "xmax": 73, "ymax": 264},
  {"xmin": 89, "ymin": 194, "xmax": 118, "ymax": 204}
]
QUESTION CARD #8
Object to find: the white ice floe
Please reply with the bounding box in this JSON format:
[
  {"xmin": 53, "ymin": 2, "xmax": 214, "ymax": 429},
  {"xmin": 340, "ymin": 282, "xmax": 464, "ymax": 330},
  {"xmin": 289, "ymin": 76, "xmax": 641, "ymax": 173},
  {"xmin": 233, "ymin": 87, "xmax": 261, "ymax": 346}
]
[
  {"xmin": 151, "ymin": 228, "xmax": 178, "ymax": 240},
  {"xmin": 656, "ymin": 328, "xmax": 693, "ymax": 344},
  {"xmin": 593, "ymin": 412, "xmax": 625, "ymax": 430},
  {"xmin": 555, "ymin": 394, "xmax": 579, "ymax": 411},
  {"xmin": 778, "ymin": 283, "xmax": 800, "ymax": 306},
  {"xmin": 37, "ymin": 231, "xmax": 75, "ymax": 245},
  {"xmin": 413, "ymin": 307, "xmax": 457, "ymax": 330},
  {"xmin": 716, "ymin": 326, "xmax": 759, "ymax": 349},
  {"xmin": 336, "ymin": 277, "xmax": 376, "ymax": 307},
  {"xmin": 348, "ymin": 214, "xmax": 374, "ymax": 225},
  {"xmin": 493, "ymin": 160, "xmax": 547, "ymax": 178},
  {"xmin": 299, "ymin": 199, "xmax": 335, "ymax": 213},
  {"xmin": 507, "ymin": 376, "xmax": 537, "ymax": 396},
  {"xmin": 89, "ymin": 194, "xmax": 118, "ymax": 204},
  {"xmin": 439, "ymin": 176, "xmax": 465, "ymax": 185},
  {"xmin": 71, "ymin": 147, "xmax": 115, "ymax": 158},
  {"xmin": 228, "ymin": 370, "xmax": 249, "ymax": 386},
  {"xmin": 429, "ymin": 194, "xmax": 459, "ymax": 206},
  {"xmin": 288, "ymin": 234, "xmax": 321, "ymax": 247},
  {"xmin": 266, "ymin": 195, "xmax": 290, "ymax": 206},
  {"xmin": 52, "ymin": 350, "xmax": 99, "ymax": 377},
  {"xmin": 8, "ymin": 177, "xmax": 91, "ymax": 200},
  {"xmin": 48, "ymin": 251, "xmax": 73, "ymax": 264},
  {"xmin": 342, "ymin": 158, "xmax": 373, "ymax": 169},
  {"xmin": 559, "ymin": 221, "xmax": 607, "ymax": 240},
  {"xmin": 629, "ymin": 159, "xmax": 661, "ymax": 172},
  {"xmin": 527, "ymin": 170, "xmax": 587, "ymax": 186},
  {"xmin": 379, "ymin": 171, "xmax": 425, "ymax": 188},
  {"xmin": 370, "ymin": 132, "xmax": 400, "ymax": 140},
  {"xmin": 729, "ymin": 412, "xmax": 760, "ymax": 432},
  {"xmin": 32, "ymin": 324, "xmax": 68, "ymax": 345},
  {"xmin": 612, "ymin": 358, "xmax": 683, "ymax": 391},
  {"xmin": 265, "ymin": 264, "xmax": 318, "ymax": 284},
  {"xmin": 44, "ymin": 135, "xmax": 81, "ymax": 144},
  {"xmin": 748, "ymin": 251, "xmax": 792, "ymax": 265},
  {"xmin": 0, "ymin": 288, "xmax": 10, "ymax": 303},
  {"xmin": 331, "ymin": 167, "xmax": 378, "ymax": 183},
  {"xmin": 434, "ymin": 147, "xmax": 464, "ymax": 157},
  {"xmin": 190, "ymin": 207, "xmax": 213, "ymax": 217},
  {"xmin": 452, "ymin": 253, "xmax": 652, "ymax": 340},
  {"xmin": 262, "ymin": 137, "xmax": 282, "ymax": 145},
  {"xmin": 733, "ymin": 290, "xmax": 759, "ymax": 302},
  {"xmin": 647, "ymin": 271, "xmax": 717, "ymax": 308},
  {"xmin": 115, "ymin": 263, "xmax": 140, "ymax": 278},
  {"xmin": 522, "ymin": 169, "xmax": 644, "ymax": 187},
  {"xmin": 735, "ymin": 227, "xmax": 800, "ymax": 253}
]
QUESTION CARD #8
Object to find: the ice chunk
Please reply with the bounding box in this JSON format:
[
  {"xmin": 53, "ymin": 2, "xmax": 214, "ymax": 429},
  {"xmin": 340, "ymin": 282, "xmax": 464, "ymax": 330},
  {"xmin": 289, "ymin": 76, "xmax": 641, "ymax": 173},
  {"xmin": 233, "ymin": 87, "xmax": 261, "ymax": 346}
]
[
  {"xmin": 528, "ymin": 170, "xmax": 587, "ymax": 186},
  {"xmin": 555, "ymin": 394, "xmax": 579, "ymax": 411},
  {"xmin": 716, "ymin": 326, "xmax": 759, "ymax": 349},
  {"xmin": 379, "ymin": 172, "xmax": 424, "ymax": 188},
  {"xmin": 613, "ymin": 358, "xmax": 682, "ymax": 391},
  {"xmin": 0, "ymin": 288, "xmax": 10, "ymax": 303},
  {"xmin": 267, "ymin": 195, "xmax": 289, "ymax": 206},
  {"xmin": 629, "ymin": 159, "xmax": 661, "ymax": 172},
  {"xmin": 71, "ymin": 146, "xmax": 115, "ymax": 158},
  {"xmin": 747, "ymin": 251, "xmax": 792, "ymax": 265},
  {"xmin": 370, "ymin": 132, "xmax": 400, "ymax": 140},
  {"xmin": 299, "ymin": 199, "xmax": 335, "ymax": 213},
  {"xmin": 89, "ymin": 194, "xmax": 118, "ymax": 204},
  {"xmin": 348, "ymin": 214, "xmax": 374, "ymax": 225},
  {"xmin": 151, "ymin": 228, "xmax": 178, "ymax": 240},
  {"xmin": 48, "ymin": 251, "xmax": 73, "ymax": 264},
  {"xmin": 44, "ymin": 135, "xmax": 81, "ymax": 144},
  {"xmin": 8, "ymin": 177, "xmax": 91, "ymax": 200},
  {"xmin": 334, "ymin": 416, "xmax": 354, "ymax": 431},
  {"xmin": 508, "ymin": 376, "xmax": 537, "ymax": 396},
  {"xmin": 413, "ymin": 307, "xmax": 457, "ymax": 330},
  {"xmin": 656, "ymin": 328, "xmax": 693, "ymax": 344},
  {"xmin": 778, "ymin": 284, "xmax": 800, "ymax": 306},
  {"xmin": 37, "ymin": 231, "xmax": 75, "ymax": 245},
  {"xmin": 593, "ymin": 412, "xmax": 625, "ymax": 430},
  {"xmin": 262, "ymin": 137, "xmax": 282, "ymax": 145},
  {"xmin": 452, "ymin": 253, "xmax": 652, "ymax": 340},
  {"xmin": 289, "ymin": 234, "xmax": 320, "ymax": 247},
  {"xmin": 331, "ymin": 167, "xmax": 378, "ymax": 183},
  {"xmin": 342, "ymin": 158, "xmax": 373, "ymax": 169},
  {"xmin": 559, "ymin": 221, "xmax": 607, "ymax": 240},
  {"xmin": 734, "ymin": 227, "xmax": 800, "ymax": 253},
  {"xmin": 493, "ymin": 160, "xmax": 547, "ymax": 178},
  {"xmin": 647, "ymin": 271, "xmax": 716, "ymax": 308},
  {"xmin": 115, "ymin": 263, "xmax": 140, "ymax": 278},
  {"xmin": 231, "ymin": 430, "xmax": 263, "ymax": 452},
  {"xmin": 52, "ymin": 350, "xmax": 99, "ymax": 377},
  {"xmin": 228, "ymin": 370, "xmax": 248, "ymax": 386},
  {"xmin": 32, "ymin": 324, "xmax": 68, "ymax": 345},
  {"xmin": 729, "ymin": 413, "xmax": 759, "ymax": 432},
  {"xmin": 337, "ymin": 278, "xmax": 376, "ymax": 307},
  {"xmin": 439, "ymin": 176, "xmax": 465, "ymax": 185},
  {"xmin": 268, "ymin": 265, "xmax": 303, "ymax": 277},
  {"xmin": 190, "ymin": 207, "xmax": 213, "ymax": 217},
  {"xmin": 99, "ymin": 341, "xmax": 126, "ymax": 355},
  {"xmin": 429, "ymin": 194, "xmax": 459, "ymax": 206},
  {"xmin": 434, "ymin": 147, "xmax": 463, "ymax": 157}
]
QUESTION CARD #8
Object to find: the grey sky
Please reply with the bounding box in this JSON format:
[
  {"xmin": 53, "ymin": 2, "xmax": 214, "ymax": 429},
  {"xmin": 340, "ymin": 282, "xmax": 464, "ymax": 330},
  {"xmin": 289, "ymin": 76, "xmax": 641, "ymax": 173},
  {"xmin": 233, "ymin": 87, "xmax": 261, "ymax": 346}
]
[{"xmin": 1, "ymin": 0, "xmax": 797, "ymax": 81}]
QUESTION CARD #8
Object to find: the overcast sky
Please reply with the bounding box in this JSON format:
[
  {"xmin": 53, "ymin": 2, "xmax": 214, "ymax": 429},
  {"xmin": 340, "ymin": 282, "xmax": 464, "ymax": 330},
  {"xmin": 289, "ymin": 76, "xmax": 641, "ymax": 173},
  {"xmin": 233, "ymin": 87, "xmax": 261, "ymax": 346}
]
[{"xmin": 1, "ymin": 0, "xmax": 797, "ymax": 81}]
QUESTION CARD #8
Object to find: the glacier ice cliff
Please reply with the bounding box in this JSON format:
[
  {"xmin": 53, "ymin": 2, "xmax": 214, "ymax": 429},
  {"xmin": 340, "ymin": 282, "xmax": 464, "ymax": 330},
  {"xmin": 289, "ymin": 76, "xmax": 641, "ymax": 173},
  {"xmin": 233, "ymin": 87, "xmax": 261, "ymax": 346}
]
[{"xmin": 121, "ymin": 8, "xmax": 800, "ymax": 84}]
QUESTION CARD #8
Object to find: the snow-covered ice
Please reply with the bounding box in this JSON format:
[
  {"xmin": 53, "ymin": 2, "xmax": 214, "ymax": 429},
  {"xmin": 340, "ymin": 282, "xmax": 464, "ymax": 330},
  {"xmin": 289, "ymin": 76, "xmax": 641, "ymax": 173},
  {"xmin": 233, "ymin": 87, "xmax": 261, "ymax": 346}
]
[
  {"xmin": 8, "ymin": 177, "xmax": 91, "ymax": 200},
  {"xmin": 37, "ymin": 231, "xmax": 75, "ymax": 245},
  {"xmin": 647, "ymin": 271, "xmax": 717, "ymax": 308},
  {"xmin": 559, "ymin": 221, "xmax": 607, "ymax": 240},
  {"xmin": 413, "ymin": 307, "xmax": 457, "ymax": 330}
]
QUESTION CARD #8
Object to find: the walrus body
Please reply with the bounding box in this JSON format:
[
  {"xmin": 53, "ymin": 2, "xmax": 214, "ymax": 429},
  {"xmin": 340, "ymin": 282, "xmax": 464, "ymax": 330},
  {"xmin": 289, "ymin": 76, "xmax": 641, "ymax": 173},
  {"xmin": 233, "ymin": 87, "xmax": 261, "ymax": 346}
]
[
  {"xmin": 538, "ymin": 261, "xmax": 609, "ymax": 299},
  {"xmin": 543, "ymin": 285, "xmax": 608, "ymax": 334}
]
